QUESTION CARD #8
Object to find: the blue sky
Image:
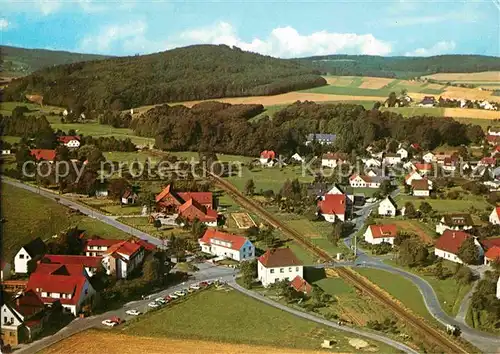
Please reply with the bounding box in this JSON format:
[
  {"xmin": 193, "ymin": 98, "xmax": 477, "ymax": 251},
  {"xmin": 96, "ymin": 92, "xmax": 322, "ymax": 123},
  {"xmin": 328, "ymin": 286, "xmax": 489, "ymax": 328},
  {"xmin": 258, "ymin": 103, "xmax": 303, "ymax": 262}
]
[{"xmin": 1, "ymin": 0, "xmax": 499, "ymax": 58}]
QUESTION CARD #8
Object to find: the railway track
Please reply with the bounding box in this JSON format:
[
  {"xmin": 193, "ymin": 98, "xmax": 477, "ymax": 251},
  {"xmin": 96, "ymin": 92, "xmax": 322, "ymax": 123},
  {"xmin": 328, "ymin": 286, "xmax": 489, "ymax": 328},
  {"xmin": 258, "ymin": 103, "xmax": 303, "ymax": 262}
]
[{"xmin": 211, "ymin": 173, "xmax": 469, "ymax": 354}]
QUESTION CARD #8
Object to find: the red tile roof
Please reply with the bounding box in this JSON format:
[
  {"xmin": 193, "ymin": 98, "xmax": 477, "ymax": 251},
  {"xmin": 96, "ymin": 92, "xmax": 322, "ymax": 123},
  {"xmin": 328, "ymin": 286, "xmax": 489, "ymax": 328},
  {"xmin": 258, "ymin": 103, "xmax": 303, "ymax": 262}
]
[
  {"xmin": 435, "ymin": 230, "xmax": 472, "ymax": 255},
  {"xmin": 260, "ymin": 150, "xmax": 276, "ymax": 159},
  {"xmin": 27, "ymin": 273, "xmax": 88, "ymax": 305},
  {"xmin": 323, "ymin": 152, "xmax": 347, "ymax": 161},
  {"xmin": 412, "ymin": 179, "xmax": 431, "ymax": 191},
  {"xmin": 290, "ymin": 275, "xmax": 312, "ymax": 294},
  {"xmin": 485, "ymin": 246, "xmax": 500, "ymax": 261},
  {"xmin": 41, "ymin": 255, "xmax": 103, "ymax": 268},
  {"xmin": 106, "ymin": 241, "xmax": 142, "ymax": 257},
  {"xmin": 177, "ymin": 192, "xmax": 213, "ymax": 206},
  {"xmin": 30, "ymin": 149, "xmax": 56, "ymax": 161},
  {"xmin": 349, "ymin": 174, "xmax": 373, "ymax": 183},
  {"xmin": 414, "ymin": 163, "xmax": 432, "ymax": 171},
  {"xmin": 85, "ymin": 238, "xmax": 122, "ymax": 248},
  {"xmin": 318, "ymin": 194, "xmax": 346, "ymax": 216},
  {"xmin": 487, "ymin": 135, "xmax": 500, "ymax": 143},
  {"xmin": 155, "ymin": 184, "xmax": 174, "ymax": 202},
  {"xmin": 368, "ymin": 224, "xmax": 398, "ymax": 239},
  {"xmin": 199, "ymin": 229, "xmax": 249, "ymax": 251},
  {"xmin": 131, "ymin": 239, "xmax": 157, "ymax": 252},
  {"xmin": 258, "ymin": 248, "xmax": 302, "ymax": 268},
  {"xmin": 34, "ymin": 263, "xmax": 85, "ymax": 276},
  {"xmin": 178, "ymin": 199, "xmax": 218, "ymax": 222},
  {"xmin": 12, "ymin": 290, "xmax": 45, "ymax": 318},
  {"xmin": 481, "ymin": 237, "xmax": 500, "ymax": 250},
  {"xmin": 57, "ymin": 135, "xmax": 80, "ymax": 144}
]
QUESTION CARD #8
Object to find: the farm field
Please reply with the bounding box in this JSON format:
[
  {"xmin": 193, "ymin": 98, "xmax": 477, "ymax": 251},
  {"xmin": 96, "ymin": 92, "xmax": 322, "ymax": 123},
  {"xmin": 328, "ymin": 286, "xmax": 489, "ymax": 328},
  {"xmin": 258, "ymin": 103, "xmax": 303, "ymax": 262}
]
[
  {"xmin": 120, "ymin": 288, "xmax": 395, "ymax": 352},
  {"xmin": 0, "ymin": 101, "xmax": 64, "ymax": 116},
  {"xmin": 395, "ymin": 194, "xmax": 490, "ymax": 213},
  {"xmin": 231, "ymin": 212, "xmax": 256, "ymax": 229},
  {"xmin": 384, "ymin": 260, "xmax": 473, "ymax": 316},
  {"xmin": 422, "ymin": 71, "xmax": 500, "ymax": 83},
  {"xmin": 1, "ymin": 182, "xmax": 130, "ymax": 262},
  {"xmin": 41, "ymin": 330, "xmax": 329, "ymax": 354}
]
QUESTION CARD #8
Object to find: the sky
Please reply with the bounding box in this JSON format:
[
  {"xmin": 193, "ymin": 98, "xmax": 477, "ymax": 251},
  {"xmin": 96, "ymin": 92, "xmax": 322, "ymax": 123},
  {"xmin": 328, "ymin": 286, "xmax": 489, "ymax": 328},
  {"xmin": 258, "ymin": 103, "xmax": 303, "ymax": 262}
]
[{"xmin": 0, "ymin": 0, "xmax": 499, "ymax": 58}]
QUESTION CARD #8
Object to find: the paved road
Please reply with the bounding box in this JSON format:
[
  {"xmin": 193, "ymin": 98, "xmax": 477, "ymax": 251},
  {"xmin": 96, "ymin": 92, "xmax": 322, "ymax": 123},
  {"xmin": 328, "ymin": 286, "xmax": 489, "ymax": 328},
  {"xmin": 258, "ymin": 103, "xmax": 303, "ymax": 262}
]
[
  {"xmin": 229, "ymin": 281, "xmax": 419, "ymax": 354},
  {"xmin": 15, "ymin": 264, "xmax": 238, "ymax": 354},
  {"xmin": 2, "ymin": 178, "xmax": 166, "ymax": 248}
]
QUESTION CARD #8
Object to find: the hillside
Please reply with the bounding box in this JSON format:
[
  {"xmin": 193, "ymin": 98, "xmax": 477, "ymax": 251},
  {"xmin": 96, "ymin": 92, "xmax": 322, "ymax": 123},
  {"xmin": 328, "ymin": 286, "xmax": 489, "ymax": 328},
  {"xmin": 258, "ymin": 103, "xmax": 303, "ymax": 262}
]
[
  {"xmin": 297, "ymin": 54, "xmax": 500, "ymax": 79},
  {"xmin": 0, "ymin": 45, "xmax": 110, "ymax": 76},
  {"xmin": 3, "ymin": 44, "xmax": 326, "ymax": 110}
]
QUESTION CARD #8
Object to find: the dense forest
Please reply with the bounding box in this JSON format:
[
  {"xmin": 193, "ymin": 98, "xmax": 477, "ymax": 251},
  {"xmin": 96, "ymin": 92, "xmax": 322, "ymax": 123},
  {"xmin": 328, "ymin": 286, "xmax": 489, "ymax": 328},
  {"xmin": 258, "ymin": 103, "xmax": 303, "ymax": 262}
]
[
  {"xmin": 297, "ymin": 55, "xmax": 500, "ymax": 78},
  {"xmin": 0, "ymin": 45, "xmax": 109, "ymax": 76},
  {"xmin": 4, "ymin": 45, "xmax": 326, "ymax": 110},
  {"xmin": 131, "ymin": 101, "xmax": 484, "ymax": 156}
]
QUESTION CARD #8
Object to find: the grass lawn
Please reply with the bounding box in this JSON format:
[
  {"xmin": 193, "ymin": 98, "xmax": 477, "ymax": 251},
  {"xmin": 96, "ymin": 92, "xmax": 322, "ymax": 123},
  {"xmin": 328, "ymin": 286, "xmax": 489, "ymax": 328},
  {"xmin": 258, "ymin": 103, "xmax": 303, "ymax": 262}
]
[
  {"xmin": 116, "ymin": 216, "xmax": 190, "ymax": 240},
  {"xmin": 121, "ymin": 288, "xmax": 397, "ymax": 352},
  {"xmin": 374, "ymin": 218, "xmax": 436, "ymax": 244},
  {"xmin": 227, "ymin": 165, "xmax": 314, "ymax": 193},
  {"xmin": 354, "ymin": 267, "xmax": 435, "ymax": 323},
  {"xmin": 395, "ymin": 194, "xmax": 490, "ymax": 213},
  {"xmin": 0, "ymin": 101, "xmax": 64, "ymax": 116},
  {"xmin": 0, "ymin": 135, "xmax": 22, "ymax": 144},
  {"xmin": 1, "ymin": 182, "xmax": 130, "ymax": 262},
  {"xmin": 384, "ymin": 260, "xmax": 472, "ymax": 316},
  {"xmin": 383, "ymin": 106, "xmax": 445, "ymax": 117}
]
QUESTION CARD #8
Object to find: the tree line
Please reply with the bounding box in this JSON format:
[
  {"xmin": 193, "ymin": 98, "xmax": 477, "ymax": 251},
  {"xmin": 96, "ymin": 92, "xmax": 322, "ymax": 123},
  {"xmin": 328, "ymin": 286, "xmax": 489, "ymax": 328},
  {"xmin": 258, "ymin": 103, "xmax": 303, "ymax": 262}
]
[{"xmin": 4, "ymin": 44, "xmax": 326, "ymax": 110}]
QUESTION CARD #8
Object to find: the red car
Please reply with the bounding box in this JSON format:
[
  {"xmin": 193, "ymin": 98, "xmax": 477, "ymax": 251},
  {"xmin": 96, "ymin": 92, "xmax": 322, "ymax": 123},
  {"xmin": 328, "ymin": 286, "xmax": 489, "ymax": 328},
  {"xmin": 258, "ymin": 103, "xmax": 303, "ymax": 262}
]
[
  {"xmin": 199, "ymin": 281, "xmax": 209, "ymax": 288},
  {"xmin": 163, "ymin": 295, "xmax": 172, "ymax": 302},
  {"xmin": 110, "ymin": 316, "xmax": 124, "ymax": 325}
]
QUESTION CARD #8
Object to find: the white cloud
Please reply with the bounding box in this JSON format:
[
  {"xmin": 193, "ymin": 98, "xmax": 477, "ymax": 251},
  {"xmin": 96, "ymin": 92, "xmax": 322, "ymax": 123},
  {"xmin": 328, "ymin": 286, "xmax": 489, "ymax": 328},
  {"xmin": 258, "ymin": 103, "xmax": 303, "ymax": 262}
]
[
  {"xmin": 0, "ymin": 18, "xmax": 9, "ymax": 30},
  {"xmin": 172, "ymin": 22, "xmax": 392, "ymax": 57},
  {"xmin": 405, "ymin": 41, "xmax": 456, "ymax": 57}
]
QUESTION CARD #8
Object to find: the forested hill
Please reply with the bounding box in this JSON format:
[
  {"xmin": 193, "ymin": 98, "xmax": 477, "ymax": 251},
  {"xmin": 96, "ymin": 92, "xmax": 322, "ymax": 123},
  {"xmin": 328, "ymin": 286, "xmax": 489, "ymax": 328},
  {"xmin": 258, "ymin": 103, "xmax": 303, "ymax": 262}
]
[
  {"xmin": 4, "ymin": 44, "xmax": 326, "ymax": 110},
  {"xmin": 0, "ymin": 45, "xmax": 110, "ymax": 76},
  {"xmin": 297, "ymin": 54, "xmax": 500, "ymax": 78}
]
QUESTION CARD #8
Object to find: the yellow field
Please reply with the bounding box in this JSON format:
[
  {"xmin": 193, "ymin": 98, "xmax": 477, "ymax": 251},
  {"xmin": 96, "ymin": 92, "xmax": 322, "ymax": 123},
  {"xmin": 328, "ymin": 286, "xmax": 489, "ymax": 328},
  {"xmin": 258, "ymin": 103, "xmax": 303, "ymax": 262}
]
[
  {"xmin": 443, "ymin": 108, "xmax": 500, "ymax": 120},
  {"xmin": 42, "ymin": 330, "xmax": 329, "ymax": 354},
  {"xmin": 423, "ymin": 71, "xmax": 500, "ymax": 82},
  {"xmin": 425, "ymin": 83, "xmax": 445, "ymax": 90},
  {"xmin": 358, "ymin": 77, "xmax": 394, "ymax": 89},
  {"xmin": 441, "ymin": 86, "xmax": 499, "ymax": 101}
]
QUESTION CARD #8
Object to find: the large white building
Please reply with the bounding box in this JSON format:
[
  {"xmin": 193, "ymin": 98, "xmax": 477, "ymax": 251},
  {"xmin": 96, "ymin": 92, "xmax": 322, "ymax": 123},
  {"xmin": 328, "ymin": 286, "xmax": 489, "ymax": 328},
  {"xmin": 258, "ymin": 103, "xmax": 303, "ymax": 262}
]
[
  {"xmin": 364, "ymin": 224, "xmax": 398, "ymax": 246},
  {"xmin": 102, "ymin": 241, "xmax": 145, "ymax": 279},
  {"xmin": 199, "ymin": 229, "xmax": 255, "ymax": 262},
  {"xmin": 14, "ymin": 238, "xmax": 47, "ymax": 274},
  {"xmin": 434, "ymin": 230, "xmax": 484, "ymax": 264},
  {"xmin": 258, "ymin": 248, "xmax": 303, "ymax": 287}
]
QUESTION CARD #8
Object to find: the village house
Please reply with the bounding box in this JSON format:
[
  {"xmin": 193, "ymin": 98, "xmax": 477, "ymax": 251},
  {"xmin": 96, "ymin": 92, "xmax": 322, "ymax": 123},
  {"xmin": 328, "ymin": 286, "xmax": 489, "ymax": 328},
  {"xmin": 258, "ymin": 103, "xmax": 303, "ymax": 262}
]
[
  {"xmin": 364, "ymin": 224, "xmax": 398, "ymax": 246},
  {"xmin": 405, "ymin": 170, "xmax": 423, "ymax": 186},
  {"xmin": 258, "ymin": 248, "xmax": 303, "ymax": 287},
  {"xmin": 27, "ymin": 263, "xmax": 96, "ymax": 316},
  {"xmin": 419, "ymin": 96, "xmax": 436, "ymax": 107},
  {"xmin": 436, "ymin": 213, "xmax": 474, "ymax": 235},
  {"xmin": 2, "ymin": 148, "xmax": 12, "ymax": 155},
  {"xmin": 486, "ymin": 134, "xmax": 500, "ymax": 146},
  {"xmin": 411, "ymin": 179, "xmax": 432, "ymax": 197},
  {"xmin": 479, "ymin": 157, "xmax": 496, "ymax": 167},
  {"xmin": 384, "ymin": 153, "xmax": 402, "ymax": 166},
  {"xmin": 306, "ymin": 133, "xmax": 336, "ymax": 145},
  {"xmin": 403, "ymin": 161, "xmax": 416, "ymax": 171},
  {"xmin": 363, "ymin": 158, "xmax": 382, "ymax": 168},
  {"xmin": 434, "ymin": 230, "xmax": 483, "ymax": 264},
  {"xmin": 14, "ymin": 238, "xmax": 47, "ymax": 274},
  {"xmin": 30, "ymin": 149, "xmax": 56, "ymax": 162},
  {"xmin": 259, "ymin": 150, "xmax": 276, "ymax": 166},
  {"xmin": 39, "ymin": 255, "xmax": 103, "ymax": 277},
  {"xmin": 1, "ymin": 260, "xmax": 12, "ymax": 281},
  {"xmin": 317, "ymin": 194, "xmax": 346, "ymax": 222},
  {"xmin": 488, "ymin": 127, "xmax": 500, "ymax": 137},
  {"xmin": 378, "ymin": 196, "xmax": 397, "ymax": 217},
  {"xmin": 84, "ymin": 238, "xmax": 122, "ymax": 257},
  {"xmin": 290, "ymin": 153, "xmax": 303, "ymax": 163},
  {"xmin": 290, "ymin": 275, "xmax": 312, "ymax": 295},
  {"xmin": 178, "ymin": 199, "xmax": 218, "ymax": 226},
  {"xmin": 489, "ymin": 207, "xmax": 500, "ymax": 225},
  {"xmin": 422, "ymin": 152, "xmax": 436, "ymax": 163},
  {"xmin": 397, "ymin": 147, "xmax": 409, "ymax": 160},
  {"xmin": 57, "ymin": 136, "xmax": 80, "ymax": 148},
  {"xmin": 321, "ymin": 152, "xmax": 347, "ymax": 169},
  {"xmin": 325, "ymin": 183, "xmax": 344, "ymax": 196},
  {"xmin": 121, "ymin": 189, "xmax": 138, "ymax": 205},
  {"xmin": 0, "ymin": 290, "xmax": 46, "ymax": 347},
  {"xmin": 414, "ymin": 163, "xmax": 433, "ymax": 176},
  {"xmin": 484, "ymin": 246, "xmax": 500, "ymax": 266},
  {"xmin": 349, "ymin": 174, "xmax": 382, "ymax": 188},
  {"xmin": 155, "ymin": 184, "xmax": 213, "ymax": 212},
  {"xmin": 198, "ymin": 229, "xmax": 254, "ymax": 261},
  {"xmin": 102, "ymin": 241, "xmax": 145, "ymax": 279}
]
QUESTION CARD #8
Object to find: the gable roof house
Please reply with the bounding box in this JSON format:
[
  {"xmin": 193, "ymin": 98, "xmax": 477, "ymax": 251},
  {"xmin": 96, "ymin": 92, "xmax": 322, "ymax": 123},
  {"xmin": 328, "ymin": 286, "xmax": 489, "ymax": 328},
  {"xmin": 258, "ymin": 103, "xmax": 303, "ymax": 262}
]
[
  {"xmin": 349, "ymin": 174, "xmax": 383, "ymax": 188},
  {"xmin": 39, "ymin": 255, "xmax": 104, "ymax": 277},
  {"xmin": 484, "ymin": 246, "xmax": 500, "ymax": 266},
  {"xmin": 259, "ymin": 150, "xmax": 276, "ymax": 166},
  {"xmin": 436, "ymin": 213, "xmax": 474, "ymax": 235},
  {"xmin": 434, "ymin": 230, "xmax": 483, "ymax": 264},
  {"xmin": 378, "ymin": 196, "xmax": 397, "ymax": 217},
  {"xmin": 102, "ymin": 241, "xmax": 145, "ymax": 279},
  {"xmin": 121, "ymin": 189, "xmax": 138, "ymax": 205},
  {"xmin": 199, "ymin": 229, "xmax": 255, "ymax": 262},
  {"xmin": 84, "ymin": 238, "xmax": 123, "ymax": 257},
  {"xmin": 178, "ymin": 198, "xmax": 218, "ymax": 227},
  {"xmin": 27, "ymin": 265, "xmax": 96, "ymax": 316},
  {"xmin": 30, "ymin": 149, "xmax": 56, "ymax": 162},
  {"xmin": 489, "ymin": 206, "xmax": 500, "ymax": 225},
  {"xmin": 257, "ymin": 248, "xmax": 303, "ymax": 287},
  {"xmin": 364, "ymin": 224, "xmax": 398, "ymax": 246},
  {"xmin": 14, "ymin": 238, "xmax": 47, "ymax": 274},
  {"xmin": 57, "ymin": 136, "xmax": 80, "ymax": 148},
  {"xmin": 156, "ymin": 184, "xmax": 213, "ymax": 213},
  {"xmin": 419, "ymin": 96, "xmax": 436, "ymax": 107},
  {"xmin": 422, "ymin": 152, "xmax": 436, "ymax": 163},
  {"xmin": 405, "ymin": 170, "xmax": 423, "ymax": 186},
  {"xmin": 317, "ymin": 194, "xmax": 346, "ymax": 223},
  {"xmin": 321, "ymin": 152, "xmax": 347, "ymax": 169},
  {"xmin": 411, "ymin": 179, "xmax": 433, "ymax": 197},
  {"xmin": 290, "ymin": 275, "xmax": 312, "ymax": 295},
  {"xmin": 414, "ymin": 163, "xmax": 433, "ymax": 175},
  {"xmin": 397, "ymin": 147, "xmax": 409, "ymax": 160},
  {"xmin": 363, "ymin": 158, "xmax": 382, "ymax": 168},
  {"xmin": 0, "ymin": 290, "xmax": 46, "ymax": 347}
]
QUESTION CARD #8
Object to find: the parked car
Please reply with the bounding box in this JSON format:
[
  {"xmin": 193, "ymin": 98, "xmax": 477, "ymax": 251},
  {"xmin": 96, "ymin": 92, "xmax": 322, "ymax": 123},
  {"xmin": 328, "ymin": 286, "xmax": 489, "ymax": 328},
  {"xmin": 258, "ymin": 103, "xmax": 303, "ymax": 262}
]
[
  {"xmin": 155, "ymin": 298, "xmax": 166, "ymax": 305},
  {"xmin": 148, "ymin": 302, "xmax": 160, "ymax": 308},
  {"xmin": 187, "ymin": 288, "xmax": 195, "ymax": 293},
  {"xmin": 199, "ymin": 281, "xmax": 209, "ymax": 287},
  {"xmin": 190, "ymin": 284, "xmax": 200, "ymax": 290},
  {"xmin": 125, "ymin": 310, "xmax": 141, "ymax": 316},
  {"xmin": 164, "ymin": 295, "xmax": 172, "ymax": 301},
  {"xmin": 174, "ymin": 290, "xmax": 186, "ymax": 297},
  {"xmin": 169, "ymin": 293, "xmax": 178, "ymax": 299},
  {"xmin": 102, "ymin": 319, "xmax": 117, "ymax": 327}
]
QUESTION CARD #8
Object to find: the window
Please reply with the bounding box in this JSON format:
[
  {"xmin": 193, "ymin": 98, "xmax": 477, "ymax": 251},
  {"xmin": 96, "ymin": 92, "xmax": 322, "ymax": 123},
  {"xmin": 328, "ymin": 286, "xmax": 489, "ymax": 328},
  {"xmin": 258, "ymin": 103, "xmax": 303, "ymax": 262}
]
[
  {"xmin": 296, "ymin": 267, "xmax": 299, "ymax": 271},
  {"xmin": 19, "ymin": 254, "xmax": 24, "ymax": 259},
  {"xmin": 280, "ymin": 268, "xmax": 284, "ymax": 273},
  {"xmin": 270, "ymin": 269, "xmax": 275, "ymax": 274},
  {"xmin": 288, "ymin": 267, "xmax": 292, "ymax": 272},
  {"xmin": 3, "ymin": 317, "xmax": 6, "ymax": 323}
]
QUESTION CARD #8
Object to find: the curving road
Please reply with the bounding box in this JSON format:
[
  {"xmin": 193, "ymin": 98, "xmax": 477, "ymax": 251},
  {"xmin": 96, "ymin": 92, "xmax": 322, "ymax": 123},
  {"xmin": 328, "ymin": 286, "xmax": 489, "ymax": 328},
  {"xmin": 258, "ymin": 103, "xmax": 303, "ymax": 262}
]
[
  {"xmin": 343, "ymin": 197, "xmax": 500, "ymax": 353},
  {"xmin": 2, "ymin": 178, "xmax": 166, "ymax": 248},
  {"xmin": 229, "ymin": 281, "xmax": 419, "ymax": 354}
]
